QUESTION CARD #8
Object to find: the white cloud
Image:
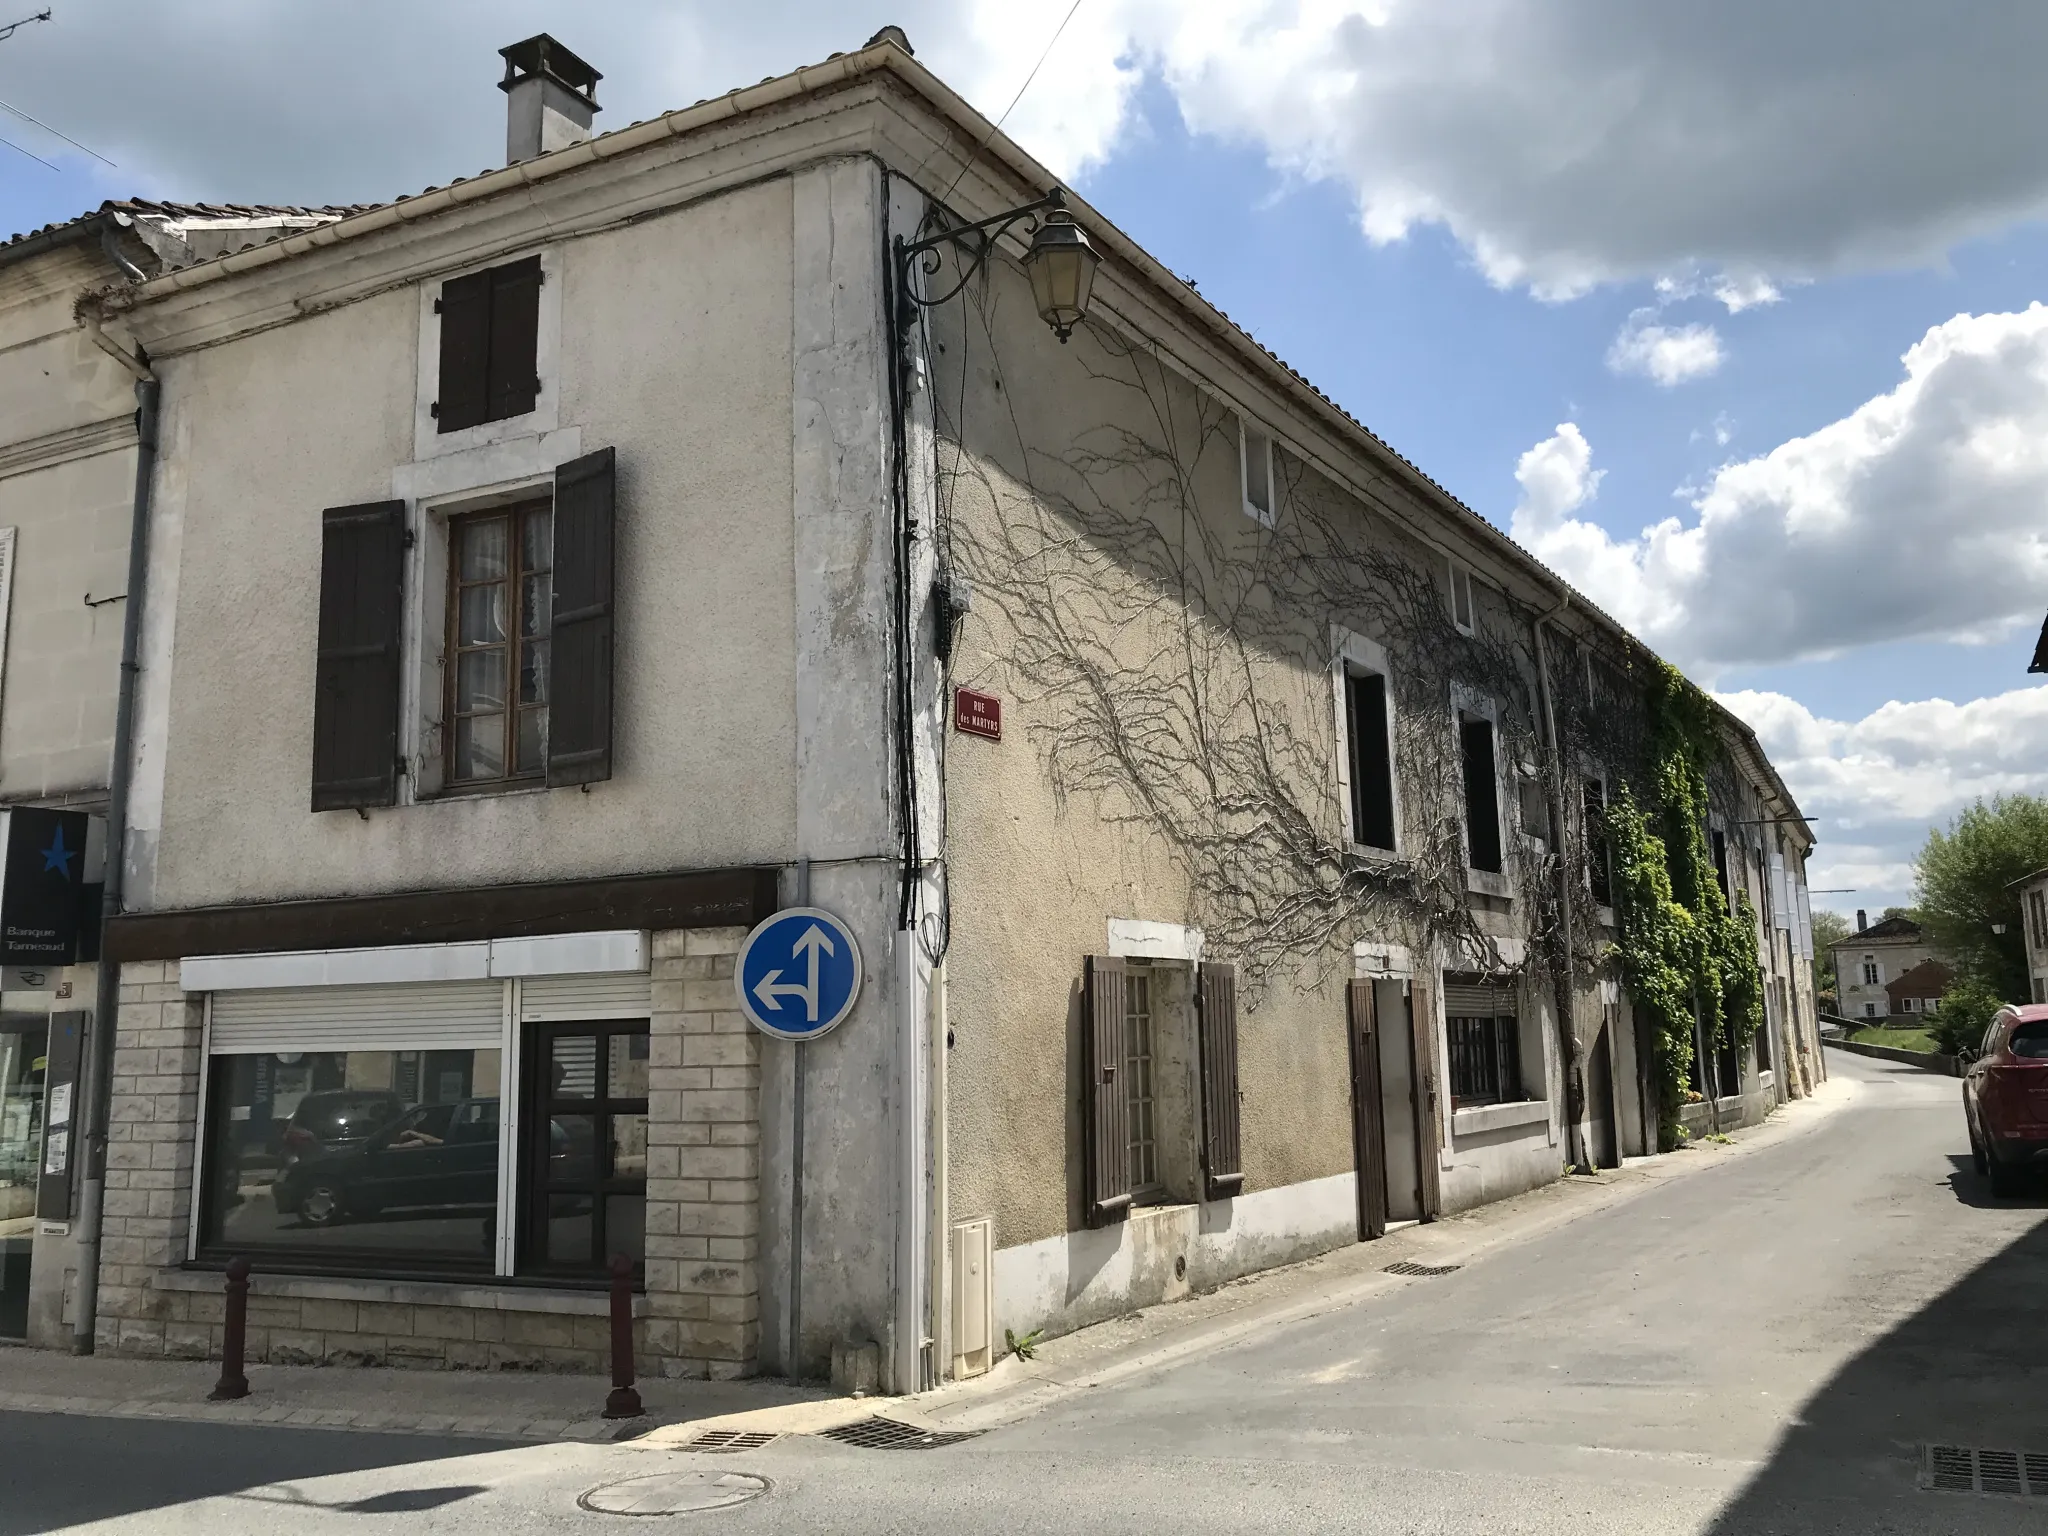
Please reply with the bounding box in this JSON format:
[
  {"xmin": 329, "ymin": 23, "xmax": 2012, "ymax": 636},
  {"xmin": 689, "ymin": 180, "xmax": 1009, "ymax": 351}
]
[
  {"xmin": 1606, "ymin": 310, "xmax": 1725, "ymax": 386},
  {"xmin": 1717, "ymin": 685, "xmax": 2048, "ymax": 907},
  {"xmin": 1510, "ymin": 306, "xmax": 2048, "ymax": 671},
  {"xmin": 8, "ymin": 4, "xmax": 2048, "ymax": 298}
]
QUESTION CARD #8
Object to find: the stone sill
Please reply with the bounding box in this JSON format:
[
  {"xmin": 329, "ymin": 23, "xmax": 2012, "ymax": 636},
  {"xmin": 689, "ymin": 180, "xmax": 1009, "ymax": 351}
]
[
  {"xmin": 1465, "ymin": 869, "xmax": 1513, "ymax": 900},
  {"xmin": 160, "ymin": 1268, "xmax": 646, "ymax": 1317},
  {"xmin": 1452, "ymin": 1099, "xmax": 1549, "ymax": 1136}
]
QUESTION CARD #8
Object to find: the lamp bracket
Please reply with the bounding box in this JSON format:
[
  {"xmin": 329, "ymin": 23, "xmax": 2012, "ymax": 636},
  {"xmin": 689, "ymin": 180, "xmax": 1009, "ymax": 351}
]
[{"xmin": 896, "ymin": 188, "xmax": 1068, "ymax": 312}]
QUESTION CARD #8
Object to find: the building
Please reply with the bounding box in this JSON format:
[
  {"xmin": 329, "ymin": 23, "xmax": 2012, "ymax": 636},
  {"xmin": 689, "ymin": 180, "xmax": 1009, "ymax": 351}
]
[
  {"xmin": 0, "ymin": 200, "xmax": 352, "ymax": 1345},
  {"xmin": 32, "ymin": 31, "xmax": 1822, "ymax": 1388},
  {"xmin": 1830, "ymin": 913, "xmax": 1938, "ymax": 1022},
  {"xmin": 1886, "ymin": 959, "xmax": 1954, "ymax": 1020}
]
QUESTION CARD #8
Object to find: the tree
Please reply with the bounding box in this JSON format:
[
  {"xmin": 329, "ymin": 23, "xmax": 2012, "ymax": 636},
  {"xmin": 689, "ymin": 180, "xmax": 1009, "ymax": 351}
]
[
  {"xmin": 1914, "ymin": 794, "xmax": 2048, "ymax": 1002},
  {"xmin": 1933, "ymin": 976, "xmax": 2003, "ymax": 1058},
  {"xmin": 1811, "ymin": 907, "xmax": 1852, "ymax": 1001}
]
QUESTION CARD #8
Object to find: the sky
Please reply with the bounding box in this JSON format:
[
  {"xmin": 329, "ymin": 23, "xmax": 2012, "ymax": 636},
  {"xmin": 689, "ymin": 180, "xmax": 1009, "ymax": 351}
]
[{"xmin": 5, "ymin": 1, "xmax": 2046, "ymax": 918}]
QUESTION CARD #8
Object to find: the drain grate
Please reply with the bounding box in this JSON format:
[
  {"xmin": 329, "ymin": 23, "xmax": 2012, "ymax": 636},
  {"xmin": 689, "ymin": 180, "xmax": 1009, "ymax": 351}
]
[
  {"xmin": 817, "ymin": 1416, "xmax": 985, "ymax": 1450},
  {"xmin": 1384, "ymin": 1261, "xmax": 1462, "ymax": 1277},
  {"xmin": 1921, "ymin": 1444, "xmax": 2048, "ymax": 1498},
  {"xmin": 680, "ymin": 1429, "xmax": 779, "ymax": 1454}
]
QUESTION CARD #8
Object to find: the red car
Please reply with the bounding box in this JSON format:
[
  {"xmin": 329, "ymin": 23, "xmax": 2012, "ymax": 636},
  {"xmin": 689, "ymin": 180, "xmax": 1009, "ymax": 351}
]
[{"xmin": 1963, "ymin": 1003, "xmax": 2048, "ymax": 1195}]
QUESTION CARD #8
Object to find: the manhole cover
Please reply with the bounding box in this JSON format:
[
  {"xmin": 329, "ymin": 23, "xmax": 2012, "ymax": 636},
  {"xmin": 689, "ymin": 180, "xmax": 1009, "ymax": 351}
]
[
  {"xmin": 1384, "ymin": 1261, "xmax": 1462, "ymax": 1277},
  {"xmin": 816, "ymin": 1416, "xmax": 984, "ymax": 1450},
  {"xmin": 578, "ymin": 1470, "xmax": 769, "ymax": 1516},
  {"xmin": 1921, "ymin": 1444, "xmax": 2048, "ymax": 1498}
]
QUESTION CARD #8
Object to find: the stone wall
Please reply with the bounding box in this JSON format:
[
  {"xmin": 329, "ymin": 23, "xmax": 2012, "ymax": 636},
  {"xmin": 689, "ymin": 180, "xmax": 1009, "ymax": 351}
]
[{"xmin": 97, "ymin": 926, "xmax": 763, "ymax": 1378}]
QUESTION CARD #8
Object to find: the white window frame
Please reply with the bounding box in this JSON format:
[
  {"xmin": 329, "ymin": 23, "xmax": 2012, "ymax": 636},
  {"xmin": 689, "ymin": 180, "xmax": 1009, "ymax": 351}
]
[
  {"xmin": 1330, "ymin": 627, "xmax": 1401, "ymax": 858},
  {"xmin": 413, "ymin": 245, "xmax": 564, "ymax": 462},
  {"xmin": 1239, "ymin": 418, "xmax": 1275, "ymax": 528},
  {"xmin": 1448, "ymin": 559, "xmax": 1477, "ymax": 636},
  {"xmin": 1451, "ymin": 685, "xmax": 1510, "ymax": 897}
]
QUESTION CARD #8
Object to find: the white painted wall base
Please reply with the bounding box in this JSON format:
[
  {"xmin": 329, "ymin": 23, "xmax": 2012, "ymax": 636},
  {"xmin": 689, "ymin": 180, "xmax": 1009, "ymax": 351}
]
[{"xmin": 991, "ymin": 1170, "xmax": 1357, "ymax": 1345}]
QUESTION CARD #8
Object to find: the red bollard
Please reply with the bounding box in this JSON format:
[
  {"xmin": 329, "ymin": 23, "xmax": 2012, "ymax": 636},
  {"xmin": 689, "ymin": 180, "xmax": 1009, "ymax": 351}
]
[
  {"xmin": 209, "ymin": 1256, "xmax": 251, "ymax": 1401},
  {"xmin": 603, "ymin": 1253, "xmax": 643, "ymax": 1420}
]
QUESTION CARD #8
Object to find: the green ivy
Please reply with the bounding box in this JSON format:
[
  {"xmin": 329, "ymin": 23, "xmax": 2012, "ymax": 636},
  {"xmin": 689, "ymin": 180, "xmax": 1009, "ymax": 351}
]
[{"xmin": 1607, "ymin": 662, "xmax": 1765, "ymax": 1150}]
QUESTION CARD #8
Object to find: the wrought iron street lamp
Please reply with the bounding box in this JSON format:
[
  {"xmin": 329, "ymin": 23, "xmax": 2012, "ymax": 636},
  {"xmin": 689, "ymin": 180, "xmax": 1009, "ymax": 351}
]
[{"xmin": 896, "ymin": 187, "xmax": 1101, "ymax": 342}]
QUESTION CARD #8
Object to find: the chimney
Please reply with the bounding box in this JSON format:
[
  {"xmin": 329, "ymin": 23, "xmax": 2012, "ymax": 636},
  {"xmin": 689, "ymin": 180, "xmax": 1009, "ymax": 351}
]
[
  {"xmin": 1856, "ymin": 909, "xmax": 1867, "ymax": 932},
  {"xmin": 499, "ymin": 34, "xmax": 602, "ymax": 165}
]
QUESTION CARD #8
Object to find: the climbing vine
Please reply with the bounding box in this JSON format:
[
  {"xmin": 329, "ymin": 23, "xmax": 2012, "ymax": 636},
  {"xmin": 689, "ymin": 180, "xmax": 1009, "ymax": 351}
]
[{"xmin": 1607, "ymin": 662, "xmax": 1765, "ymax": 1148}]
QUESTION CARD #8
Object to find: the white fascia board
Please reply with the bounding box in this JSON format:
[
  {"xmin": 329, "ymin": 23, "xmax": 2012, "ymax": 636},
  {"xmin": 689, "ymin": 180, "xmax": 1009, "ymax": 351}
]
[
  {"xmin": 487, "ymin": 930, "xmax": 648, "ymax": 978},
  {"xmin": 181, "ymin": 929, "xmax": 650, "ymax": 992},
  {"xmin": 1106, "ymin": 919, "xmax": 1204, "ymax": 963},
  {"xmin": 181, "ymin": 943, "xmax": 491, "ymax": 992}
]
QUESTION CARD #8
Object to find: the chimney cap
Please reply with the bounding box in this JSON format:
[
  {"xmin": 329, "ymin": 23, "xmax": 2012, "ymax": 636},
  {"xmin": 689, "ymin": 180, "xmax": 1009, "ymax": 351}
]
[
  {"xmin": 866, "ymin": 25, "xmax": 915, "ymax": 56},
  {"xmin": 500, "ymin": 33, "xmax": 602, "ymax": 107}
]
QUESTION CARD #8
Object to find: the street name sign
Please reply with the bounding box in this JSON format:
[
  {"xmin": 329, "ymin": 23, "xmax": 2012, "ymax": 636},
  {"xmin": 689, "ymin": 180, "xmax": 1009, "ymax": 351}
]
[{"xmin": 735, "ymin": 906, "xmax": 863, "ymax": 1041}]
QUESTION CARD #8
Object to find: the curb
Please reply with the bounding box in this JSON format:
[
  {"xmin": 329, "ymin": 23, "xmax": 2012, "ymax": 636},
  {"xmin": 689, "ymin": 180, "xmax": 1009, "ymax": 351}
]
[{"xmin": 0, "ymin": 1389, "xmax": 650, "ymax": 1444}]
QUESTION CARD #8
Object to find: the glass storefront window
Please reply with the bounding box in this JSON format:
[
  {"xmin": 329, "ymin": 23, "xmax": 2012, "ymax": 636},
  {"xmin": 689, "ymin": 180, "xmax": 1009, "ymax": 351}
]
[
  {"xmin": 522, "ymin": 1023, "xmax": 648, "ymax": 1276},
  {"xmin": 200, "ymin": 1048, "xmax": 502, "ymax": 1273},
  {"xmin": 0, "ymin": 1021, "xmax": 47, "ymax": 1338}
]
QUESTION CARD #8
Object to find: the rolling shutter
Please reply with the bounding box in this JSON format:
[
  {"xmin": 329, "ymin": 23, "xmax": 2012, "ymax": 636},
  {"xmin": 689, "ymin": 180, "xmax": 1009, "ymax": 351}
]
[
  {"xmin": 435, "ymin": 269, "xmax": 491, "ymax": 433},
  {"xmin": 1081, "ymin": 955, "xmax": 1131, "ymax": 1228},
  {"xmin": 520, "ymin": 971, "xmax": 652, "ymax": 1022},
  {"xmin": 486, "ymin": 255, "xmax": 542, "ymax": 424},
  {"xmin": 547, "ymin": 447, "xmax": 616, "ymax": 787},
  {"xmin": 1409, "ymin": 972, "xmax": 1443, "ymax": 1222},
  {"xmin": 1442, "ymin": 979, "xmax": 1515, "ymax": 1019},
  {"xmin": 311, "ymin": 500, "xmax": 406, "ymax": 811},
  {"xmin": 1197, "ymin": 960, "xmax": 1244, "ymax": 1201},
  {"xmin": 209, "ymin": 980, "xmax": 505, "ymax": 1054}
]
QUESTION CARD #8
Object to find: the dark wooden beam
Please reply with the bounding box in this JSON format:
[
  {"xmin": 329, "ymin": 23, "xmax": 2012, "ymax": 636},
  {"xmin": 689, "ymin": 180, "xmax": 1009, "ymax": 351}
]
[{"xmin": 104, "ymin": 866, "xmax": 781, "ymax": 963}]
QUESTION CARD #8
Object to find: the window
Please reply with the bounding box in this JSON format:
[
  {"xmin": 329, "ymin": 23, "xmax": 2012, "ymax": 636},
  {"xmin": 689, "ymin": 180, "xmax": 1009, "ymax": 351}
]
[
  {"xmin": 1459, "ymin": 712, "xmax": 1503, "ymax": 873},
  {"xmin": 1240, "ymin": 421, "xmax": 1274, "ymax": 526},
  {"xmin": 1449, "ymin": 562, "xmax": 1476, "ymax": 634},
  {"xmin": 520, "ymin": 1022, "xmax": 649, "ymax": 1276},
  {"xmin": 1711, "ymin": 829, "xmax": 1731, "ymax": 911},
  {"xmin": 1864, "ymin": 1002, "xmax": 1879, "ymax": 1018},
  {"xmin": 1445, "ymin": 980, "xmax": 1522, "ymax": 1107},
  {"xmin": 446, "ymin": 500, "xmax": 553, "ymax": 787},
  {"xmin": 434, "ymin": 255, "xmax": 542, "ymax": 434},
  {"xmin": 1584, "ymin": 778, "xmax": 1613, "ymax": 908},
  {"xmin": 2030, "ymin": 889, "xmax": 2047, "ymax": 950},
  {"xmin": 1861, "ymin": 962, "xmax": 1881, "ymax": 986},
  {"xmin": 199, "ymin": 1047, "xmax": 503, "ymax": 1273},
  {"xmin": 1344, "ymin": 669, "xmax": 1396, "ymax": 851},
  {"xmin": 1124, "ymin": 972, "xmax": 1160, "ymax": 1197}
]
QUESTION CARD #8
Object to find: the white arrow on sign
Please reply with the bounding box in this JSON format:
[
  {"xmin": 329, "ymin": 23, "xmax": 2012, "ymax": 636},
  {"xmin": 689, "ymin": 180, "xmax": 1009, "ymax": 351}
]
[{"xmin": 751, "ymin": 922, "xmax": 836, "ymax": 1024}]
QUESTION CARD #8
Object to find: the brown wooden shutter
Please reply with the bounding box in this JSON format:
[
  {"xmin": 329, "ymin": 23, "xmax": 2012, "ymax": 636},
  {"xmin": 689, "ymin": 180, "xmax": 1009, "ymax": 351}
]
[
  {"xmin": 1348, "ymin": 978, "xmax": 1388, "ymax": 1240},
  {"xmin": 1408, "ymin": 974, "xmax": 1443, "ymax": 1221},
  {"xmin": 547, "ymin": 447, "xmax": 616, "ymax": 788},
  {"xmin": 1197, "ymin": 960, "xmax": 1244, "ymax": 1201},
  {"xmin": 1082, "ymin": 956, "xmax": 1132, "ymax": 1228},
  {"xmin": 435, "ymin": 270, "xmax": 491, "ymax": 434},
  {"xmin": 486, "ymin": 255, "xmax": 542, "ymax": 424},
  {"xmin": 311, "ymin": 500, "xmax": 406, "ymax": 811}
]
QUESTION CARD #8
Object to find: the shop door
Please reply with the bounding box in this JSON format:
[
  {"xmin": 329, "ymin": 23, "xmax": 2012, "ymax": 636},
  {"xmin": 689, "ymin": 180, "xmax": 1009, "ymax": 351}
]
[
  {"xmin": 520, "ymin": 1021, "xmax": 650, "ymax": 1277},
  {"xmin": 0, "ymin": 1021, "xmax": 48, "ymax": 1338},
  {"xmin": 1587, "ymin": 1025, "xmax": 1619, "ymax": 1170}
]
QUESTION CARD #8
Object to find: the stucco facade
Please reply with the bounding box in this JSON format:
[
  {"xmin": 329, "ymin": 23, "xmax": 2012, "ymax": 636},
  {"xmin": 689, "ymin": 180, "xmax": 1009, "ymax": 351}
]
[
  {"xmin": 1829, "ymin": 916, "xmax": 1937, "ymax": 1023},
  {"xmin": 22, "ymin": 35, "xmax": 1825, "ymax": 1391}
]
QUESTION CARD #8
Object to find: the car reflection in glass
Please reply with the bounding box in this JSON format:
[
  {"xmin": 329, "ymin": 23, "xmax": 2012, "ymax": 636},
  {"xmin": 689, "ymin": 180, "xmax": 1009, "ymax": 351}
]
[{"xmin": 272, "ymin": 1098, "xmax": 499, "ymax": 1228}]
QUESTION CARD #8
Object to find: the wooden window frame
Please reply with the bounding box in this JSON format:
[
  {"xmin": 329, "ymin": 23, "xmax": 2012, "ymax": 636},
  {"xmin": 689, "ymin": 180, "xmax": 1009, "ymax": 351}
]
[
  {"xmin": 1446, "ymin": 1011, "xmax": 1522, "ymax": 1108},
  {"xmin": 1123, "ymin": 969, "xmax": 1163, "ymax": 1203},
  {"xmin": 443, "ymin": 497, "xmax": 553, "ymax": 792}
]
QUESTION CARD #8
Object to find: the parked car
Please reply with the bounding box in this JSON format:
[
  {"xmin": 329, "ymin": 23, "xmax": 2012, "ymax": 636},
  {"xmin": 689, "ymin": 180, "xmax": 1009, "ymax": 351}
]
[
  {"xmin": 1962, "ymin": 1003, "xmax": 2048, "ymax": 1196},
  {"xmin": 273, "ymin": 1097, "xmax": 498, "ymax": 1227},
  {"xmin": 273, "ymin": 1089, "xmax": 406, "ymax": 1170}
]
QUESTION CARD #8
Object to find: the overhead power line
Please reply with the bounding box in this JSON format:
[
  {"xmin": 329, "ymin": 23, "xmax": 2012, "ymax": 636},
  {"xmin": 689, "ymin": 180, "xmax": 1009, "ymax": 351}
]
[
  {"xmin": 0, "ymin": 129, "xmax": 54, "ymax": 169},
  {"xmin": 0, "ymin": 92, "xmax": 114, "ymax": 165}
]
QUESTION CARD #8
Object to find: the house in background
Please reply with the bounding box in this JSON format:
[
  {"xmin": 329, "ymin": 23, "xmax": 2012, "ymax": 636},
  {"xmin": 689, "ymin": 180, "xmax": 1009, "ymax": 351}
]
[
  {"xmin": 2012, "ymin": 869, "xmax": 2048, "ymax": 1004},
  {"xmin": 1830, "ymin": 912, "xmax": 1939, "ymax": 1023},
  {"xmin": 1885, "ymin": 960, "xmax": 1953, "ymax": 1022}
]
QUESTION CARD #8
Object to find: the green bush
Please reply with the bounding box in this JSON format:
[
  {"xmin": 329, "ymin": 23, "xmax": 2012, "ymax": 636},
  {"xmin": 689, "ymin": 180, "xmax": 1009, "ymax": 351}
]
[{"xmin": 1932, "ymin": 977, "xmax": 2004, "ymax": 1058}]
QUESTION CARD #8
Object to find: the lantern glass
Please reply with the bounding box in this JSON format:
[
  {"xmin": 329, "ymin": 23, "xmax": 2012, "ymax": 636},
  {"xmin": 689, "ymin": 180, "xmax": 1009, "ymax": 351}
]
[{"xmin": 1023, "ymin": 212, "xmax": 1100, "ymax": 342}]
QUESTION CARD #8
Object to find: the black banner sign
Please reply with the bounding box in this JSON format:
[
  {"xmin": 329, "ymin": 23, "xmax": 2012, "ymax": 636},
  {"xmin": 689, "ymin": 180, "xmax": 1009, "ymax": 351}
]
[{"xmin": 2, "ymin": 808, "xmax": 92, "ymax": 965}]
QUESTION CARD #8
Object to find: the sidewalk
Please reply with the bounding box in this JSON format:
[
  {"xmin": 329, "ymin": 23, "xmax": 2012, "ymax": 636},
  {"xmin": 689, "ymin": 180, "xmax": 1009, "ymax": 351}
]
[{"xmin": 0, "ymin": 1073, "xmax": 1857, "ymax": 1449}]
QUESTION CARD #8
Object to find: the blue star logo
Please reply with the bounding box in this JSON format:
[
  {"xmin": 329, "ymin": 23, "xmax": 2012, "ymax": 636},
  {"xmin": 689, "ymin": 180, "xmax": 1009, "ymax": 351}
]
[{"xmin": 41, "ymin": 826, "xmax": 75, "ymax": 880}]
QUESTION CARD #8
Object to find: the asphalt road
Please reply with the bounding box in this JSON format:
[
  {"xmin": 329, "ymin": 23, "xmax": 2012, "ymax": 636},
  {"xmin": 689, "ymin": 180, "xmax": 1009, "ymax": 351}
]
[{"xmin": 4, "ymin": 1051, "xmax": 2043, "ymax": 1535}]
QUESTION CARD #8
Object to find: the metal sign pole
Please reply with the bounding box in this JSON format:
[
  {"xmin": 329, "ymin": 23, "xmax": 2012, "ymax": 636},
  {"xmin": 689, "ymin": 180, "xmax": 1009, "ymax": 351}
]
[{"xmin": 790, "ymin": 858, "xmax": 808, "ymax": 1380}]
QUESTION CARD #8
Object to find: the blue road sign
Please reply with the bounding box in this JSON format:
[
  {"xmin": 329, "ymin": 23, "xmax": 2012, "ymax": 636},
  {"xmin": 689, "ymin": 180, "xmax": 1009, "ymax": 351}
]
[{"xmin": 735, "ymin": 906, "xmax": 863, "ymax": 1041}]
